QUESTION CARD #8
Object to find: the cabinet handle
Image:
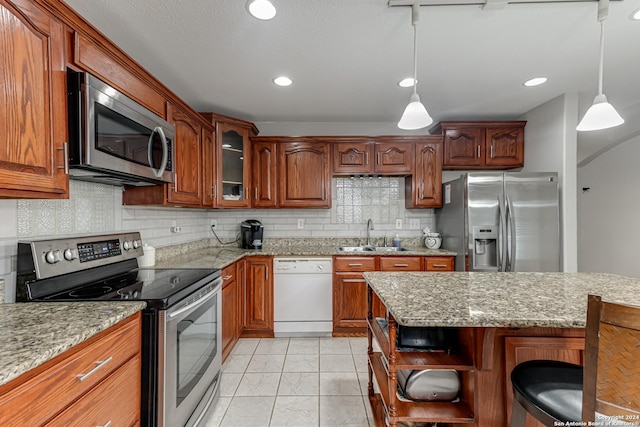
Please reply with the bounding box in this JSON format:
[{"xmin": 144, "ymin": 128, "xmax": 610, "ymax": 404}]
[
  {"xmin": 265, "ymin": 266, "xmax": 269, "ymax": 280},
  {"xmin": 76, "ymin": 356, "xmax": 113, "ymax": 382},
  {"xmin": 394, "ymin": 264, "xmax": 409, "ymax": 267},
  {"xmin": 97, "ymin": 421, "xmax": 112, "ymax": 427},
  {"xmin": 432, "ymin": 264, "xmax": 449, "ymax": 268},
  {"xmin": 365, "ymin": 152, "xmax": 369, "ymax": 165},
  {"xmin": 223, "ymin": 275, "xmax": 233, "ymax": 281},
  {"xmin": 377, "ymin": 152, "xmax": 381, "ymax": 165},
  {"xmin": 477, "ymin": 145, "xmax": 481, "ymax": 158},
  {"xmin": 212, "ymin": 184, "xmax": 217, "ymax": 198},
  {"xmin": 490, "ymin": 145, "xmax": 494, "ymax": 158},
  {"xmin": 343, "ymin": 278, "xmax": 366, "ymax": 283},
  {"xmin": 57, "ymin": 142, "xmax": 69, "ymax": 174},
  {"xmin": 348, "ymin": 263, "xmax": 363, "ymax": 267},
  {"xmin": 244, "ymin": 187, "xmax": 248, "ymax": 200},
  {"xmin": 255, "ymin": 188, "xmax": 258, "ymax": 200},
  {"xmin": 211, "ymin": 186, "xmax": 215, "ymax": 198}
]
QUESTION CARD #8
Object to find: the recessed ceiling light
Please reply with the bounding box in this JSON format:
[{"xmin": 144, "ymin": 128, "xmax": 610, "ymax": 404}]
[
  {"xmin": 273, "ymin": 76, "xmax": 292, "ymax": 87},
  {"xmin": 398, "ymin": 77, "xmax": 415, "ymax": 88},
  {"xmin": 631, "ymin": 8, "xmax": 640, "ymax": 20},
  {"xmin": 246, "ymin": 0, "xmax": 276, "ymax": 20},
  {"xmin": 523, "ymin": 77, "xmax": 548, "ymax": 87}
]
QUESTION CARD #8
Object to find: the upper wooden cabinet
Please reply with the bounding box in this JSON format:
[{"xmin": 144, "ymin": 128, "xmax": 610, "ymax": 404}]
[
  {"xmin": 440, "ymin": 121, "xmax": 526, "ymax": 169},
  {"xmin": 332, "ymin": 138, "xmax": 413, "ymax": 175},
  {"xmin": 201, "ymin": 113, "xmax": 258, "ymax": 208},
  {"xmin": 405, "ymin": 136, "xmax": 443, "ymax": 208},
  {"xmin": 252, "ymin": 140, "xmax": 278, "ymax": 208},
  {"xmin": 0, "ymin": 0, "xmax": 69, "ymax": 199},
  {"xmin": 278, "ymin": 140, "xmax": 331, "ymax": 208}
]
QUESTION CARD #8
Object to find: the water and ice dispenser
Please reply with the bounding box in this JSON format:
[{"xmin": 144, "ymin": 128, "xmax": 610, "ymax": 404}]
[{"xmin": 472, "ymin": 225, "xmax": 498, "ymax": 270}]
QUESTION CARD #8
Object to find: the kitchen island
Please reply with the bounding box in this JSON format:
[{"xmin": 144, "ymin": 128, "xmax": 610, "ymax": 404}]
[{"xmin": 363, "ymin": 272, "xmax": 640, "ymax": 427}]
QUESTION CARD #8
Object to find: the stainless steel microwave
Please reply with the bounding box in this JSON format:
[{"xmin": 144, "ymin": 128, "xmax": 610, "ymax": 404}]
[{"xmin": 67, "ymin": 70, "xmax": 174, "ymax": 186}]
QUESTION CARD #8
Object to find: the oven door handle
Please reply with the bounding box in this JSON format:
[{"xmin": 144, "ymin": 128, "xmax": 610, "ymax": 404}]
[{"xmin": 167, "ymin": 279, "xmax": 221, "ymax": 319}]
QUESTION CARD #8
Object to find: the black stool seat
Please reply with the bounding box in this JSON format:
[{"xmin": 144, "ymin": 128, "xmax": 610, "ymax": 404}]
[{"xmin": 511, "ymin": 360, "xmax": 583, "ymax": 424}]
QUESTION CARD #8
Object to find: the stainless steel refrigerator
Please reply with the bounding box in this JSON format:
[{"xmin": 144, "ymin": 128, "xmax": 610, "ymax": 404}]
[{"xmin": 435, "ymin": 172, "xmax": 560, "ymax": 272}]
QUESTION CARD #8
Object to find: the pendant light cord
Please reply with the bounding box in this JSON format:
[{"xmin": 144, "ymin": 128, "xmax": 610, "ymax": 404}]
[
  {"xmin": 597, "ymin": 0, "xmax": 609, "ymax": 96},
  {"xmin": 411, "ymin": 3, "xmax": 419, "ymax": 96}
]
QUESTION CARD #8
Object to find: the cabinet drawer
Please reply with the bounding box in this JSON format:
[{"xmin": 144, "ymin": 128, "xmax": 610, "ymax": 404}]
[
  {"xmin": 45, "ymin": 355, "xmax": 141, "ymax": 426},
  {"xmin": 426, "ymin": 257, "xmax": 454, "ymax": 271},
  {"xmin": 222, "ymin": 264, "xmax": 236, "ymax": 289},
  {"xmin": 334, "ymin": 257, "xmax": 376, "ymax": 272},
  {"xmin": 0, "ymin": 314, "xmax": 141, "ymax": 426},
  {"xmin": 379, "ymin": 257, "xmax": 422, "ymax": 271}
]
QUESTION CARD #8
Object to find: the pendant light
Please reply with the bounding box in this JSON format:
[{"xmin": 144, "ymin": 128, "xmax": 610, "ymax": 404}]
[
  {"xmin": 398, "ymin": 4, "xmax": 433, "ymax": 130},
  {"xmin": 577, "ymin": 0, "xmax": 624, "ymax": 131}
]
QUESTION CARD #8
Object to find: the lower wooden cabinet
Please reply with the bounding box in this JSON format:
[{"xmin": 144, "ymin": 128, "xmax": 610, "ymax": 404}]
[
  {"xmin": 333, "ymin": 255, "xmax": 454, "ymax": 336},
  {"xmin": 242, "ymin": 256, "xmax": 274, "ymax": 338},
  {"xmin": 221, "ymin": 263, "xmax": 239, "ymax": 363},
  {"xmin": 0, "ymin": 313, "xmax": 142, "ymax": 426}
]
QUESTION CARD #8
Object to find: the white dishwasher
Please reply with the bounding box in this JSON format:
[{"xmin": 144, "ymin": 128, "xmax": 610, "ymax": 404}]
[{"xmin": 273, "ymin": 257, "xmax": 333, "ymax": 337}]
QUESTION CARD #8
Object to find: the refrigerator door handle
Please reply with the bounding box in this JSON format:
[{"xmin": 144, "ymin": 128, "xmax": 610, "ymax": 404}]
[
  {"xmin": 505, "ymin": 194, "xmax": 516, "ymax": 272},
  {"xmin": 498, "ymin": 196, "xmax": 507, "ymax": 272}
]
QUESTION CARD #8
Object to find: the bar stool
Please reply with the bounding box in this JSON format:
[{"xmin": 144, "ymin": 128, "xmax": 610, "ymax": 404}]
[{"xmin": 510, "ymin": 294, "xmax": 640, "ymax": 427}]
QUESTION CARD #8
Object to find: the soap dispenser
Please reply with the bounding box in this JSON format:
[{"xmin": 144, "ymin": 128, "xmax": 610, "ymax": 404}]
[{"xmin": 392, "ymin": 234, "xmax": 401, "ymax": 248}]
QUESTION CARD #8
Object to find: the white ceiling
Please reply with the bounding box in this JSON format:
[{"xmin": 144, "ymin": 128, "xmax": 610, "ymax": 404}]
[{"xmin": 62, "ymin": 0, "xmax": 640, "ymax": 164}]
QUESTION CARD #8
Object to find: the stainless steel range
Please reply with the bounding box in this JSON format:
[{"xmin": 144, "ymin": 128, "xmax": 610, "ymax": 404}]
[{"xmin": 16, "ymin": 232, "xmax": 222, "ymax": 427}]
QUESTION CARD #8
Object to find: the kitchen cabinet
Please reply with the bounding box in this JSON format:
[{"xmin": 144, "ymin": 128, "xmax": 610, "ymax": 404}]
[
  {"xmin": 0, "ymin": 313, "xmax": 141, "ymax": 426},
  {"xmin": 242, "ymin": 256, "xmax": 274, "ymax": 338},
  {"xmin": 201, "ymin": 113, "xmax": 258, "ymax": 208},
  {"xmin": 367, "ymin": 298, "xmax": 476, "ymax": 426},
  {"xmin": 333, "ymin": 257, "xmax": 377, "ymax": 336},
  {"xmin": 221, "ymin": 263, "xmax": 239, "ymax": 363},
  {"xmin": 405, "ymin": 137, "xmax": 443, "ymax": 208},
  {"xmin": 123, "ymin": 103, "xmax": 209, "ymax": 207},
  {"xmin": 503, "ymin": 336, "xmax": 584, "ymax": 426},
  {"xmin": 440, "ymin": 121, "xmax": 526, "ymax": 169},
  {"xmin": 333, "ymin": 255, "xmax": 455, "ymax": 336},
  {"xmin": 252, "ymin": 140, "xmax": 278, "ymax": 208},
  {"xmin": 278, "ymin": 140, "xmax": 331, "ymax": 208},
  {"xmin": 332, "ymin": 138, "xmax": 413, "ymax": 175},
  {"xmin": 0, "ymin": 0, "xmax": 69, "ymax": 199}
]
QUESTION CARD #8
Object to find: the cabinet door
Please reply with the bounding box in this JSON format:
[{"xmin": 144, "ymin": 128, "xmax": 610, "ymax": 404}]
[
  {"xmin": 0, "ymin": 0, "xmax": 68, "ymax": 198},
  {"xmin": 217, "ymin": 123, "xmax": 251, "ymax": 208},
  {"xmin": 374, "ymin": 142, "xmax": 413, "ymax": 174},
  {"xmin": 485, "ymin": 126, "xmax": 524, "ymax": 168},
  {"xmin": 167, "ymin": 103, "xmax": 202, "ymax": 205},
  {"xmin": 406, "ymin": 139, "xmax": 442, "ymax": 208},
  {"xmin": 443, "ymin": 127, "xmax": 484, "ymax": 168},
  {"xmin": 202, "ymin": 127, "xmax": 216, "ymax": 207},
  {"xmin": 252, "ymin": 140, "xmax": 278, "ymax": 208},
  {"xmin": 379, "ymin": 256, "xmax": 422, "ymax": 271},
  {"xmin": 243, "ymin": 256, "xmax": 274, "ymax": 337},
  {"xmin": 504, "ymin": 336, "xmax": 585, "ymax": 427},
  {"xmin": 425, "ymin": 256, "xmax": 454, "ymax": 271},
  {"xmin": 333, "ymin": 273, "xmax": 369, "ymax": 333},
  {"xmin": 333, "ymin": 141, "xmax": 372, "ymax": 174},
  {"xmin": 278, "ymin": 141, "xmax": 331, "ymax": 208},
  {"xmin": 221, "ymin": 265, "xmax": 238, "ymax": 363}
]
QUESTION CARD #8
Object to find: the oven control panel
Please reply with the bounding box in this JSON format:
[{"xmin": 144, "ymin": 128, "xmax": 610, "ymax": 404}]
[{"xmin": 19, "ymin": 232, "xmax": 144, "ymax": 280}]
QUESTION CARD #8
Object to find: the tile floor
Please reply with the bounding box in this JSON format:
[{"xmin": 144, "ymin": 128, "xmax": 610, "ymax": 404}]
[{"xmin": 204, "ymin": 337, "xmax": 376, "ymax": 427}]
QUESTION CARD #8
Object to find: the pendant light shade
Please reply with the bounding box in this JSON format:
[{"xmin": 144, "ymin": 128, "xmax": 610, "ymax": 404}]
[
  {"xmin": 576, "ymin": 94, "xmax": 624, "ymax": 131},
  {"xmin": 577, "ymin": 0, "xmax": 624, "ymax": 132},
  {"xmin": 398, "ymin": 93, "xmax": 433, "ymax": 130},
  {"xmin": 398, "ymin": 4, "xmax": 433, "ymax": 130}
]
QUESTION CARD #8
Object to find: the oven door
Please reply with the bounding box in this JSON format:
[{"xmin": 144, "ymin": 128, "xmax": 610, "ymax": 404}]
[
  {"xmin": 82, "ymin": 74, "xmax": 174, "ymax": 183},
  {"xmin": 159, "ymin": 278, "xmax": 222, "ymax": 427}
]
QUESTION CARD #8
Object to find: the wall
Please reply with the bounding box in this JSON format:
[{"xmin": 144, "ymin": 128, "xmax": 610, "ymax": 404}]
[
  {"xmin": 578, "ymin": 134, "xmax": 640, "ymax": 278},
  {"xmin": 518, "ymin": 94, "xmax": 579, "ymax": 272},
  {"xmin": 1, "ymin": 172, "xmax": 433, "ymax": 302}
]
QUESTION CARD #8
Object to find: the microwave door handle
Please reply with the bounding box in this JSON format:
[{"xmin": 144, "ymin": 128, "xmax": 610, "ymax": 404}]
[{"xmin": 148, "ymin": 126, "xmax": 169, "ymax": 178}]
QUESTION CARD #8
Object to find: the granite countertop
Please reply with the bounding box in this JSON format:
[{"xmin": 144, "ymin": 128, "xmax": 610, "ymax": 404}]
[
  {"xmin": 0, "ymin": 301, "xmax": 146, "ymax": 387},
  {"xmin": 155, "ymin": 245, "xmax": 456, "ymax": 270},
  {"xmin": 364, "ymin": 271, "xmax": 640, "ymax": 328}
]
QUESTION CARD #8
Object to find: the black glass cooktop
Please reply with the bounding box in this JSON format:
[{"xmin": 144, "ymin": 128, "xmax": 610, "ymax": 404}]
[{"xmin": 39, "ymin": 268, "xmax": 220, "ymax": 309}]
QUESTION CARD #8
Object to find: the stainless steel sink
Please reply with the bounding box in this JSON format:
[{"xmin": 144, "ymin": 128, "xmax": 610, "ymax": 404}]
[
  {"xmin": 338, "ymin": 246, "xmax": 374, "ymax": 252},
  {"xmin": 338, "ymin": 246, "xmax": 409, "ymax": 252}
]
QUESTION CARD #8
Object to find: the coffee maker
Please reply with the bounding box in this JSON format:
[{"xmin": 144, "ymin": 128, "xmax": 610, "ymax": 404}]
[{"xmin": 241, "ymin": 219, "xmax": 264, "ymax": 249}]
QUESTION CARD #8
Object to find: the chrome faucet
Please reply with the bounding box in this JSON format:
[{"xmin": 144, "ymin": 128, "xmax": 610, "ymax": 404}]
[{"xmin": 366, "ymin": 218, "xmax": 374, "ymax": 246}]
